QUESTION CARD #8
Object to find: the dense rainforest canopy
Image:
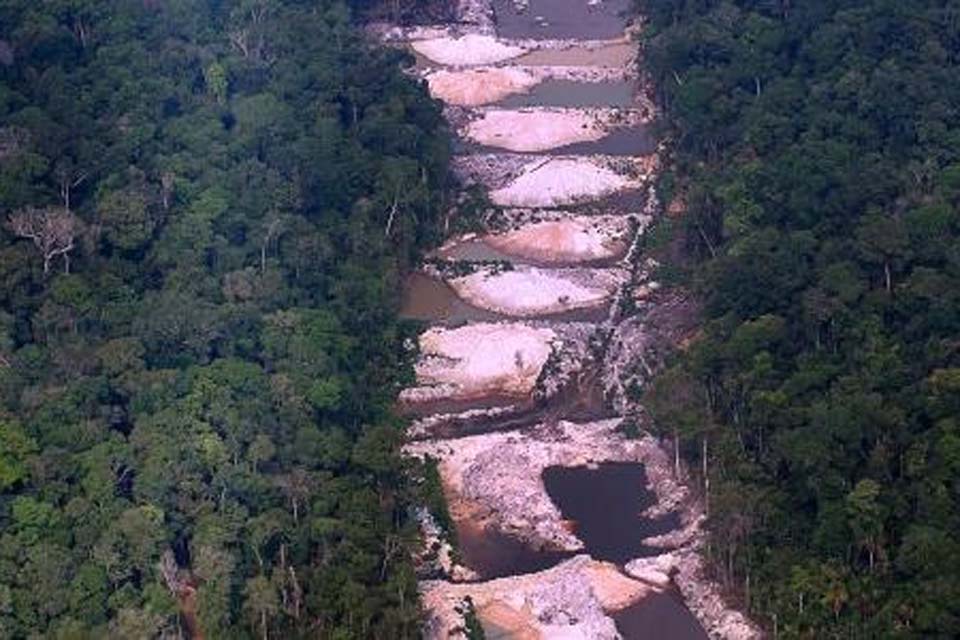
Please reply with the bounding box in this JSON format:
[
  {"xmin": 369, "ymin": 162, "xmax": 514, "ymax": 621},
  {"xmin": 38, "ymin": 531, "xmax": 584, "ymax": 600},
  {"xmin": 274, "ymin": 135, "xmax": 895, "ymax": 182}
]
[
  {"xmin": 641, "ymin": 0, "xmax": 960, "ymax": 636},
  {"xmin": 0, "ymin": 0, "xmax": 449, "ymax": 637}
]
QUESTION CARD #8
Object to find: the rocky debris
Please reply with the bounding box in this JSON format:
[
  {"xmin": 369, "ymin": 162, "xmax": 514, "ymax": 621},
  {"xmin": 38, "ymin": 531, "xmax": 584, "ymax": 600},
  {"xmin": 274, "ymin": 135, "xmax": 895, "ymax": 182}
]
[
  {"xmin": 624, "ymin": 552, "xmax": 681, "ymax": 588},
  {"xmin": 400, "ymin": 322, "xmax": 558, "ymax": 405},
  {"xmin": 421, "ymin": 556, "xmax": 653, "ymax": 639},
  {"xmin": 602, "ymin": 290, "xmax": 700, "ymax": 413},
  {"xmin": 673, "ymin": 550, "xmax": 763, "ymax": 640},
  {"xmin": 411, "ymin": 34, "xmax": 528, "ymax": 66},
  {"xmin": 368, "ymin": 0, "xmax": 494, "ymax": 40},
  {"xmin": 408, "ymin": 404, "xmax": 521, "ymax": 439},
  {"xmin": 457, "ymin": 0, "xmax": 497, "ymax": 32},
  {"xmin": 451, "ymin": 152, "xmax": 535, "ymax": 188},
  {"xmin": 413, "ymin": 507, "xmax": 481, "ymax": 582},
  {"xmin": 366, "ymin": 23, "xmax": 451, "ymax": 43},
  {"xmin": 450, "ymin": 153, "xmax": 659, "ymax": 197},
  {"xmin": 448, "ymin": 265, "xmax": 626, "ymax": 317}
]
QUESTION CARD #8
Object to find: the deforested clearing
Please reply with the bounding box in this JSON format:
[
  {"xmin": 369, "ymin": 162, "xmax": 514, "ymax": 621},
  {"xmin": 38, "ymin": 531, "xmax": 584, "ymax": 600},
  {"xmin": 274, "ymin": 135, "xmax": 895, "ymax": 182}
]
[
  {"xmin": 411, "ymin": 34, "xmax": 527, "ymax": 66},
  {"xmin": 403, "ymin": 322, "xmax": 556, "ymax": 402},
  {"xmin": 464, "ymin": 109, "xmax": 607, "ymax": 152},
  {"xmin": 425, "ymin": 68, "xmax": 540, "ymax": 106},
  {"xmin": 489, "ymin": 158, "xmax": 635, "ymax": 207}
]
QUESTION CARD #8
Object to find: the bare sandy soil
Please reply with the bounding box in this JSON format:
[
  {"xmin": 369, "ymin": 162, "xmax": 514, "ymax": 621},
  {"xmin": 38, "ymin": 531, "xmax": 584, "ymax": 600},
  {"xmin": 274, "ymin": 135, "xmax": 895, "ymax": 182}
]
[
  {"xmin": 411, "ymin": 34, "xmax": 527, "ymax": 66},
  {"xmin": 448, "ymin": 265, "xmax": 625, "ymax": 316},
  {"xmin": 399, "ymin": 322, "xmax": 556, "ymax": 404},
  {"xmin": 484, "ymin": 216, "xmax": 630, "ymax": 263},
  {"xmin": 425, "ymin": 67, "xmax": 541, "ymax": 105},
  {"xmin": 488, "ymin": 158, "xmax": 631, "ymax": 207},
  {"xmin": 464, "ymin": 108, "xmax": 610, "ymax": 152}
]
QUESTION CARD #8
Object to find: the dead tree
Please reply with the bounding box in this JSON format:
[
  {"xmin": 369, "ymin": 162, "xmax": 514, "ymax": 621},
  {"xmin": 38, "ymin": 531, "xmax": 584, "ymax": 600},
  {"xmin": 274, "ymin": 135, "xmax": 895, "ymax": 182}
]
[
  {"xmin": 56, "ymin": 166, "xmax": 87, "ymax": 212},
  {"xmin": 7, "ymin": 206, "xmax": 79, "ymax": 275}
]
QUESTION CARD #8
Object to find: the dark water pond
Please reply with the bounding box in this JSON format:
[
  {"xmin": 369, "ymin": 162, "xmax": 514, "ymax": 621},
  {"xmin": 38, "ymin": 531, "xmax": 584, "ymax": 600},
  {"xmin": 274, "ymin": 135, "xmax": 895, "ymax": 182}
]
[
  {"xmin": 493, "ymin": 0, "xmax": 631, "ymax": 41},
  {"xmin": 542, "ymin": 462, "xmax": 680, "ymax": 563},
  {"xmin": 497, "ymin": 79, "xmax": 638, "ymax": 108},
  {"xmin": 614, "ymin": 591, "xmax": 710, "ymax": 640}
]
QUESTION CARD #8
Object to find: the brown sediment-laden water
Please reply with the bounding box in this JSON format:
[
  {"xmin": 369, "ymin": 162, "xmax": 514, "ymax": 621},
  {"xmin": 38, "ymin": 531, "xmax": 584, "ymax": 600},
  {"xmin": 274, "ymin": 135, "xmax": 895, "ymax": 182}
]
[{"xmin": 375, "ymin": 0, "xmax": 759, "ymax": 637}]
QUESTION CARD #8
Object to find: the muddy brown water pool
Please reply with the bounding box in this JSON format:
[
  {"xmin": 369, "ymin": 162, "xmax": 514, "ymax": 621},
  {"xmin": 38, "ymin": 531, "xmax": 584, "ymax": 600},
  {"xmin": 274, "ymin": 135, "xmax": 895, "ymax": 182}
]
[
  {"xmin": 492, "ymin": 0, "xmax": 631, "ymax": 41},
  {"xmin": 400, "ymin": 272, "xmax": 505, "ymax": 324},
  {"xmin": 399, "ymin": 271, "xmax": 610, "ymax": 324},
  {"xmin": 497, "ymin": 79, "xmax": 638, "ymax": 108},
  {"xmin": 456, "ymin": 519, "xmax": 574, "ymax": 580}
]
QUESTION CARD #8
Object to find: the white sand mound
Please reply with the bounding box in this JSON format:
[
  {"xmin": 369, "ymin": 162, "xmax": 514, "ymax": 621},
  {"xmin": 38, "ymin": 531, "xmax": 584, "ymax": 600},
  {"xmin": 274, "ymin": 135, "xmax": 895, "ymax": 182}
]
[
  {"xmin": 485, "ymin": 217, "xmax": 628, "ymax": 263},
  {"xmin": 403, "ymin": 322, "xmax": 555, "ymax": 403},
  {"xmin": 421, "ymin": 556, "xmax": 651, "ymax": 640},
  {"xmin": 412, "ymin": 34, "xmax": 527, "ymax": 66},
  {"xmin": 490, "ymin": 158, "xmax": 635, "ymax": 208},
  {"xmin": 426, "ymin": 68, "xmax": 540, "ymax": 106},
  {"xmin": 464, "ymin": 109, "xmax": 606, "ymax": 152},
  {"xmin": 449, "ymin": 266, "xmax": 620, "ymax": 317}
]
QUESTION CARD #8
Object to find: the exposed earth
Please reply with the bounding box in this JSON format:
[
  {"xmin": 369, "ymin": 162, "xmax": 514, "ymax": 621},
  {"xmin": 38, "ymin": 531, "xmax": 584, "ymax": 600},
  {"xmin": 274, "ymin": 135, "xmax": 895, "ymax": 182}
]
[{"xmin": 373, "ymin": 1, "xmax": 760, "ymax": 638}]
